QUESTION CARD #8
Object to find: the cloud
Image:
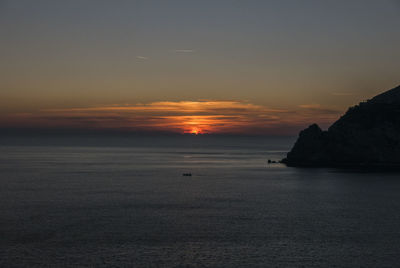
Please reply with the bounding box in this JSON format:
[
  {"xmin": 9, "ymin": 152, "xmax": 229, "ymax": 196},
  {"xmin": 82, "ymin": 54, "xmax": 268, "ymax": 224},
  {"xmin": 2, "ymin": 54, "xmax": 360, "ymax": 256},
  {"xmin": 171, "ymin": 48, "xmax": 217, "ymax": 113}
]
[
  {"xmin": 1, "ymin": 100, "xmax": 343, "ymax": 135},
  {"xmin": 331, "ymin": 92, "xmax": 355, "ymax": 96},
  {"xmin": 299, "ymin": 104, "xmax": 322, "ymax": 109},
  {"xmin": 174, "ymin": 49, "xmax": 195, "ymax": 53},
  {"xmin": 299, "ymin": 104, "xmax": 341, "ymax": 115}
]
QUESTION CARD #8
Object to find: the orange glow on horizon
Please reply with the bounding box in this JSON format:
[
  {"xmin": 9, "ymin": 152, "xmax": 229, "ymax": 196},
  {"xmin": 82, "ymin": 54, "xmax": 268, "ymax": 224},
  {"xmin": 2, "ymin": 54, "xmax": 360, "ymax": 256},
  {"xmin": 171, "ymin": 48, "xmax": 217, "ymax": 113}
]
[{"xmin": 0, "ymin": 100, "xmax": 342, "ymax": 135}]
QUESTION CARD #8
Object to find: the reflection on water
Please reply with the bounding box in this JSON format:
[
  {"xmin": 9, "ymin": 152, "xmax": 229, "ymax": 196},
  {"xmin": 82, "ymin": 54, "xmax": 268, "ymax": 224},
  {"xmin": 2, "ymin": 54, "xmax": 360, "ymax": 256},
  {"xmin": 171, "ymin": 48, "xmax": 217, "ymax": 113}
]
[{"xmin": 1, "ymin": 136, "xmax": 400, "ymax": 267}]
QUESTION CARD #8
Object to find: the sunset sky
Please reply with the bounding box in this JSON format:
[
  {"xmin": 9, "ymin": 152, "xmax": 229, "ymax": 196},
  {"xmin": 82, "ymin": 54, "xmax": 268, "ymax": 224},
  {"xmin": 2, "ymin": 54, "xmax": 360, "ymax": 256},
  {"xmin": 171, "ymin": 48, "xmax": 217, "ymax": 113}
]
[{"xmin": 1, "ymin": 0, "xmax": 399, "ymax": 135}]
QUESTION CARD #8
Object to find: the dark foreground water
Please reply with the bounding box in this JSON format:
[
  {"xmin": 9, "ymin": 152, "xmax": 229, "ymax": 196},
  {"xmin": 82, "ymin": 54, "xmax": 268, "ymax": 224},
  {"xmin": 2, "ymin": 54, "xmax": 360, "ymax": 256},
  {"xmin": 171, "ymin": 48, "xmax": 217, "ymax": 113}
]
[{"xmin": 1, "ymin": 136, "xmax": 400, "ymax": 267}]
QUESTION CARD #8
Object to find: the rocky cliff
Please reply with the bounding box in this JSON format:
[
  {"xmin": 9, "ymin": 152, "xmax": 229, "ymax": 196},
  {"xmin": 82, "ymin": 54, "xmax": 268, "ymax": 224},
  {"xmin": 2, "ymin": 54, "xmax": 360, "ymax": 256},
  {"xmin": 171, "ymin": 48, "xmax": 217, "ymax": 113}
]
[{"xmin": 282, "ymin": 85, "xmax": 400, "ymax": 167}]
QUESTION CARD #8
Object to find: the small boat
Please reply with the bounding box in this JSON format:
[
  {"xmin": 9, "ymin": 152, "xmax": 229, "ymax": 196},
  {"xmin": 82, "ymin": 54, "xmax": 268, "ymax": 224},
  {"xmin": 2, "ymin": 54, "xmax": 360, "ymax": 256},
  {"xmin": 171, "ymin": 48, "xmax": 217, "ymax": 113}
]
[{"xmin": 182, "ymin": 173, "xmax": 192, "ymax": 176}]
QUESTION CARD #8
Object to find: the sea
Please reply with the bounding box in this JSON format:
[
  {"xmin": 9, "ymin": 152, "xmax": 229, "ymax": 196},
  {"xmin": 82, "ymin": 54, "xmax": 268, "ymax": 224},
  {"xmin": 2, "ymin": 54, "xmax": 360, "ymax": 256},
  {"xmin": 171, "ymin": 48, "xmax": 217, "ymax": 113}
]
[{"xmin": 1, "ymin": 135, "xmax": 400, "ymax": 267}]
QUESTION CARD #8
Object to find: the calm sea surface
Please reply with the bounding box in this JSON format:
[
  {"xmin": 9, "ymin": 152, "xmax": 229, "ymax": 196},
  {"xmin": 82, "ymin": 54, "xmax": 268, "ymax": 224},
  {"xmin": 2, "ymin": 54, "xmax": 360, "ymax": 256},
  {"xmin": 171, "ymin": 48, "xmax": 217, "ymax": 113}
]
[{"xmin": 1, "ymin": 136, "xmax": 400, "ymax": 267}]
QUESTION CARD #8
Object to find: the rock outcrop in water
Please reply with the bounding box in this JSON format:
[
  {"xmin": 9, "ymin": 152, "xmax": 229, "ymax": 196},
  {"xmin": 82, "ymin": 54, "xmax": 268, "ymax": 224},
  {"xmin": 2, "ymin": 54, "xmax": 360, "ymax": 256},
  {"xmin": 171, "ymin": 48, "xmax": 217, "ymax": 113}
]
[{"xmin": 282, "ymin": 85, "xmax": 400, "ymax": 167}]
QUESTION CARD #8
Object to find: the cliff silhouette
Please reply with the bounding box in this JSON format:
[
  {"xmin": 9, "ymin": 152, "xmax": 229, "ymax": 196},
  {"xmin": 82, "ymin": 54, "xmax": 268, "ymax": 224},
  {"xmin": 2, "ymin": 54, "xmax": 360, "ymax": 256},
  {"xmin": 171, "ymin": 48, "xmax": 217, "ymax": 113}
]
[{"xmin": 282, "ymin": 85, "xmax": 400, "ymax": 167}]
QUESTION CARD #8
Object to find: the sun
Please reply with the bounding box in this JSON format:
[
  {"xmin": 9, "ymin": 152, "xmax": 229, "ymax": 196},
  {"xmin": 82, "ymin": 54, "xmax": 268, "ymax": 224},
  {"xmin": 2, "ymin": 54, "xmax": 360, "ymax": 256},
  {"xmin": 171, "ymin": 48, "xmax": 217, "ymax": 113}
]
[
  {"xmin": 190, "ymin": 127, "xmax": 201, "ymax": 135},
  {"xmin": 183, "ymin": 126, "xmax": 204, "ymax": 135}
]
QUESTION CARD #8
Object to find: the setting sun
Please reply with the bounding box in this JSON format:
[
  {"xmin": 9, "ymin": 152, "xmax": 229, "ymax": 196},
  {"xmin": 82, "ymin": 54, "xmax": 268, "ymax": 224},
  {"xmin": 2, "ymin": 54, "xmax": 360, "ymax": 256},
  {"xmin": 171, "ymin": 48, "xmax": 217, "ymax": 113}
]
[{"xmin": 190, "ymin": 127, "xmax": 201, "ymax": 135}]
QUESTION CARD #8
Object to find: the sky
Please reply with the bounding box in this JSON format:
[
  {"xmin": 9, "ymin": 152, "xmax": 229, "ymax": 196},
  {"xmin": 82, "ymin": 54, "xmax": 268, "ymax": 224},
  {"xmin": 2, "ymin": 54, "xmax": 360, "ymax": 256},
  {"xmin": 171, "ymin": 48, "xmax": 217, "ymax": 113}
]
[{"xmin": 1, "ymin": 0, "xmax": 399, "ymax": 135}]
